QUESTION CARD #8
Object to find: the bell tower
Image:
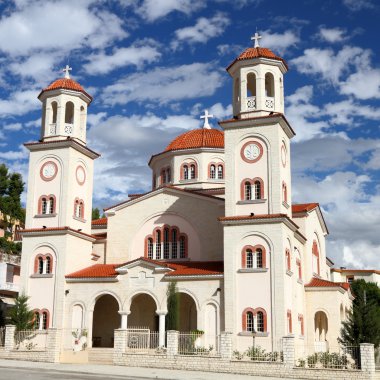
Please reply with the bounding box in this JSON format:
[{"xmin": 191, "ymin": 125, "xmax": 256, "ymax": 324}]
[
  {"xmin": 228, "ymin": 33, "xmax": 288, "ymax": 119},
  {"xmin": 38, "ymin": 65, "xmax": 92, "ymax": 144}
]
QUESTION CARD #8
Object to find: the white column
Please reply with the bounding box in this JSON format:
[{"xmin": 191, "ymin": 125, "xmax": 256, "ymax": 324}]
[
  {"xmin": 118, "ymin": 311, "xmax": 130, "ymax": 329},
  {"xmin": 157, "ymin": 311, "xmax": 166, "ymax": 347}
]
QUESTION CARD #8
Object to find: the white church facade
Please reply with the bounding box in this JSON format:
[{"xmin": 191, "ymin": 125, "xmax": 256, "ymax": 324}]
[{"xmin": 19, "ymin": 40, "xmax": 353, "ymax": 355}]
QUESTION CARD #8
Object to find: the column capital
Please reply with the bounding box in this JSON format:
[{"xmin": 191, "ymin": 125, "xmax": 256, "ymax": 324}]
[
  {"xmin": 118, "ymin": 310, "xmax": 131, "ymax": 316},
  {"xmin": 156, "ymin": 310, "xmax": 167, "ymax": 316}
]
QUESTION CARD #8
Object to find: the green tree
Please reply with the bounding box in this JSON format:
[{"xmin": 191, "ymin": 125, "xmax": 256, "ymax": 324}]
[
  {"xmin": 339, "ymin": 280, "xmax": 380, "ymax": 348},
  {"xmin": 9, "ymin": 294, "xmax": 35, "ymax": 331},
  {"xmin": 5, "ymin": 172, "xmax": 24, "ymax": 233},
  {"xmin": 92, "ymin": 207, "xmax": 100, "ymax": 220},
  {"xmin": 0, "ymin": 164, "xmax": 9, "ymax": 215},
  {"xmin": 166, "ymin": 281, "xmax": 179, "ymax": 331}
]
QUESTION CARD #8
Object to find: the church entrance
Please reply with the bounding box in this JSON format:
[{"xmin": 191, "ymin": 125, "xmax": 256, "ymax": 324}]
[
  {"xmin": 178, "ymin": 292, "xmax": 197, "ymax": 331},
  {"xmin": 92, "ymin": 294, "xmax": 120, "ymax": 347},
  {"xmin": 129, "ymin": 293, "xmax": 158, "ymax": 330}
]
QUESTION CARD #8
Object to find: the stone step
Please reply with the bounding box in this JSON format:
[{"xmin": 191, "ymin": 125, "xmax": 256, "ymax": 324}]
[{"xmin": 88, "ymin": 348, "xmax": 114, "ymax": 364}]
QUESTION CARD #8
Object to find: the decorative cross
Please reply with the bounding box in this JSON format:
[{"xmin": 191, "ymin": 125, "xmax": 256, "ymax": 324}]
[
  {"xmin": 62, "ymin": 65, "xmax": 72, "ymax": 79},
  {"xmin": 200, "ymin": 110, "xmax": 214, "ymax": 129},
  {"xmin": 251, "ymin": 32, "xmax": 262, "ymax": 48}
]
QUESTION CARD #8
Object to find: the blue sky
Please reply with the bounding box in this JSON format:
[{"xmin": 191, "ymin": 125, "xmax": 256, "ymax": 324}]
[{"xmin": 0, "ymin": 0, "xmax": 379, "ymax": 268}]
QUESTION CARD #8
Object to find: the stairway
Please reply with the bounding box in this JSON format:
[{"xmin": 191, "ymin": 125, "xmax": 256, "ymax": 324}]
[{"xmin": 88, "ymin": 348, "xmax": 114, "ymax": 365}]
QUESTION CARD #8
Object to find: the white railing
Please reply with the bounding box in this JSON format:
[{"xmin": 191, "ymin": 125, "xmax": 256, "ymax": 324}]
[
  {"xmin": 126, "ymin": 328, "xmax": 161, "ymax": 354},
  {"xmin": 14, "ymin": 329, "xmax": 48, "ymax": 351},
  {"xmin": 49, "ymin": 123, "xmax": 56, "ymax": 135},
  {"xmin": 178, "ymin": 332, "xmax": 220, "ymax": 356},
  {"xmin": 62, "ymin": 328, "xmax": 88, "ymax": 351},
  {"xmin": 232, "ymin": 340, "xmax": 283, "ymax": 362},
  {"xmin": 295, "ymin": 345, "xmax": 360, "ymax": 369},
  {"xmin": 246, "ymin": 96, "xmax": 256, "ymax": 109},
  {"xmin": 0, "ymin": 282, "xmax": 19, "ymax": 292},
  {"xmin": 265, "ymin": 97, "xmax": 274, "ymax": 109}
]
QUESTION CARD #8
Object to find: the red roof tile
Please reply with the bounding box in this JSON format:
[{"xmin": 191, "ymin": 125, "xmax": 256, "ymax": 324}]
[
  {"xmin": 227, "ymin": 47, "xmax": 288, "ymax": 71},
  {"xmin": 66, "ymin": 264, "xmax": 119, "ymax": 278},
  {"xmin": 92, "ymin": 217, "xmax": 107, "ymax": 226},
  {"xmin": 305, "ymin": 277, "xmax": 350, "ymax": 291},
  {"xmin": 38, "ymin": 78, "xmax": 92, "ymax": 102},
  {"xmin": 292, "ymin": 203, "xmax": 319, "ymax": 213},
  {"xmin": 165, "ymin": 129, "xmax": 224, "ymax": 152}
]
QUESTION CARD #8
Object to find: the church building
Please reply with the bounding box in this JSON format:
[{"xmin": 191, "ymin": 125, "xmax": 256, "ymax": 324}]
[{"xmin": 19, "ymin": 37, "xmax": 353, "ymax": 355}]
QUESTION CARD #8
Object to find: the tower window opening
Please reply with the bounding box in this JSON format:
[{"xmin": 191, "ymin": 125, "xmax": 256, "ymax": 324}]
[
  {"xmin": 247, "ymin": 73, "xmax": 257, "ymax": 97},
  {"xmin": 190, "ymin": 164, "xmax": 196, "ymax": 179},
  {"xmin": 183, "ymin": 165, "xmax": 189, "ymax": 180},
  {"xmin": 49, "ymin": 197, "xmax": 55, "ymax": 214},
  {"xmin": 256, "ymin": 248, "xmax": 263, "ymax": 268},
  {"xmin": 163, "ymin": 228, "xmax": 170, "ymax": 259},
  {"xmin": 246, "ymin": 249, "xmax": 253, "ymax": 268},
  {"xmin": 217, "ymin": 165, "xmax": 223, "ymax": 179},
  {"xmin": 41, "ymin": 197, "xmax": 48, "ymax": 214},
  {"xmin": 33, "ymin": 312, "xmax": 40, "ymax": 330},
  {"xmin": 65, "ymin": 101, "xmax": 74, "ymax": 124},
  {"xmin": 38, "ymin": 257, "xmax": 44, "ymax": 274},
  {"xmin": 171, "ymin": 229, "xmax": 178, "ymax": 259},
  {"xmin": 51, "ymin": 101, "xmax": 58, "ymax": 124},
  {"xmin": 265, "ymin": 73, "xmax": 275, "ymax": 97},
  {"xmin": 155, "ymin": 230, "xmax": 161, "ymax": 259},
  {"xmin": 210, "ymin": 164, "xmax": 216, "ymax": 179},
  {"xmin": 42, "ymin": 311, "xmax": 48, "ymax": 330}
]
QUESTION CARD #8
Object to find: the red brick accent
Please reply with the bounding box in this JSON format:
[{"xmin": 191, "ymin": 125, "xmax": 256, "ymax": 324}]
[
  {"xmin": 40, "ymin": 161, "xmax": 58, "ymax": 182},
  {"xmin": 285, "ymin": 249, "xmax": 291, "ymax": 271},
  {"xmin": 312, "ymin": 240, "xmax": 320, "ymax": 275},
  {"xmin": 287, "ymin": 310, "xmax": 292, "ymax": 333},
  {"xmin": 240, "ymin": 141, "xmax": 264, "ymax": 164}
]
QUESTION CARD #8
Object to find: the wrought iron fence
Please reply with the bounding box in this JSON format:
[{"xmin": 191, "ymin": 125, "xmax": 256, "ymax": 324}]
[
  {"xmin": 0, "ymin": 326, "xmax": 5, "ymax": 347},
  {"xmin": 232, "ymin": 339, "xmax": 283, "ymax": 362},
  {"xmin": 295, "ymin": 345, "xmax": 360, "ymax": 370},
  {"xmin": 177, "ymin": 332, "xmax": 220, "ymax": 356},
  {"xmin": 125, "ymin": 328, "xmax": 162, "ymax": 354},
  {"xmin": 14, "ymin": 329, "xmax": 48, "ymax": 351},
  {"xmin": 62, "ymin": 328, "xmax": 88, "ymax": 351}
]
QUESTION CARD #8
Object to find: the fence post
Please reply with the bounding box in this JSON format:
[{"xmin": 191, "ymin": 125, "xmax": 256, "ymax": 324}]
[
  {"xmin": 360, "ymin": 343, "xmax": 375, "ymax": 375},
  {"xmin": 4, "ymin": 324, "xmax": 15, "ymax": 352},
  {"xmin": 47, "ymin": 328, "xmax": 61, "ymax": 363},
  {"xmin": 220, "ymin": 332, "xmax": 232, "ymax": 359},
  {"xmin": 282, "ymin": 335, "xmax": 295, "ymax": 368},
  {"xmin": 166, "ymin": 330, "xmax": 178, "ymax": 357},
  {"xmin": 113, "ymin": 329, "xmax": 127, "ymax": 365}
]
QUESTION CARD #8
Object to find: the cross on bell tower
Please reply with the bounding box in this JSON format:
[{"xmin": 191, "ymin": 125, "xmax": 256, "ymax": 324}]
[
  {"xmin": 251, "ymin": 32, "xmax": 262, "ymax": 48},
  {"xmin": 200, "ymin": 110, "xmax": 214, "ymax": 129},
  {"xmin": 62, "ymin": 65, "xmax": 72, "ymax": 79}
]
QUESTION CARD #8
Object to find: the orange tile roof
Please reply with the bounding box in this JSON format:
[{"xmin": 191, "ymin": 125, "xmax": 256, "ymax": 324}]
[
  {"xmin": 66, "ymin": 264, "xmax": 119, "ymax": 278},
  {"xmin": 164, "ymin": 128, "xmax": 224, "ymax": 152},
  {"xmin": 292, "ymin": 203, "xmax": 319, "ymax": 213},
  {"xmin": 65, "ymin": 258, "xmax": 224, "ymax": 279},
  {"xmin": 305, "ymin": 277, "xmax": 350, "ymax": 291},
  {"xmin": 91, "ymin": 217, "xmax": 107, "ymax": 226},
  {"xmin": 38, "ymin": 78, "xmax": 92, "ymax": 102},
  {"xmin": 227, "ymin": 47, "xmax": 288, "ymax": 71}
]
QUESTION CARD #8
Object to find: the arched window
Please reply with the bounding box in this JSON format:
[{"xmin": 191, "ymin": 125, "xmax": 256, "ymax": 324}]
[
  {"xmin": 190, "ymin": 164, "xmax": 196, "ymax": 179},
  {"xmin": 247, "ymin": 73, "xmax": 257, "ymax": 97},
  {"xmin": 256, "ymin": 311, "xmax": 264, "ymax": 332},
  {"xmin": 49, "ymin": 197, "xmax": 55, "ymax": 214},
  {"xmin": 42, "ymin": 311, "xmax": 48, "ymax": 330},
  {"xmin": 183, "ymin": 165, "xmax": 189, "ymax": 180},
  {"xmin": 283, "ymin": 182, "xmax": 288, "ymax": 204},
  {"xmin": 152, "ymin": 174, "xmax": 156, "ymax": 190},
  {"xmin": 167, "ymin": 168, "xmax": 171, "ymax": 183},
  {"xmin": 147, "ymin": 238, "xmax": 154, "ymax": 259},
  {"xmin": 256, "ymin": 248, "xmax": 263, "ymax": 268},
  {"xmin": 155, "ymin": 230, "xmax": 161, "ymax": 259},
  {"xmin": 210, "ymin": 164, "xmax": 216, "ymax": 179},
  {"xmin": 79, "ymin": 201, "xmax": 84, "ymax": 218},
  {"xmin": 265, "ymin": 73, "xmax": 275, "ymax": 97},
  {"xmin": 38, "ymin": 257, "xmax": 44, "ymax": 274},
  {"xmin": 46, "ymin": 256, "xmax": 51, "ymax": 274},
  {"xmin": 285, "ymin": 249, "xmax": 291, "ymax": 271},
  {"xmin": 312, "ymin": 240, "xmax": 320, "ymax": 275},
  {"xmin": 246, "ymin": 249, "xmax": 253, "ymax": 268},
  {"xmin": 65, "ymin": 101, "xmax": 74, "ymax": 124},
  {"xmin": 51, "ymin": 101, "xmax": 58, "ymax": 124},
  {"xmin": 217, "ymin": 165, "xmax": 223, "ymax": 179},
  {"xmin": 163, "ymin": 227, "xmax": 170, "ymax": 259},
  {"xmin": 244, "ymin": 181, "xmax": 252, "ymax": 200},
  {"xmin": 41, "ymin": 197, "xmax": 48, "ymax": 214},
  {"xmin": 295, "ymin": 249, "xmax": 302, "ymax": 280},
  {"xmin": 161, "ymin": 169, "xmax": 166, "ymax": 185},
  {"xmin": 74, "ymin": 200, "xmax": 79, "ymax": 217},
  {"xmin": 246, "ymin": 311, "xmax": 254, "ymax": 332},
  {"xmin": 171, "ymin": 229, "xmax": 178, "ymax": 259},
  {"xmin": 253, "ymin": 180, "xmax": 262, "ymax": 200},
  {"xmin": 179, "ymin": 235, "xmax": 186, "ymax": 258}
]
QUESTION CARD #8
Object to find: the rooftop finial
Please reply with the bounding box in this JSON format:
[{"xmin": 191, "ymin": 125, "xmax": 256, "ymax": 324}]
[
  {"xmin": 63, "ymin": 65, "xmax": 72, "ymax": 79},
  {"xmin": 200, "ymin": 110, "xmax": 214, "ymax": 129},
  {"xmin": 251, "ymin": 31, "xmax": 262, "ymax": 48}
]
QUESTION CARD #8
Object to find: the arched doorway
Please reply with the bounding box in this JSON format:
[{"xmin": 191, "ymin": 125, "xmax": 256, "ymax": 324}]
[
  {"xmin": 314, "ymin": 311, "xmax": 328, "ymax": 352},
  {"xmin": 129, "ymin": 293, "xmax": 158, "ymax": 330},
  {"xmin": 92, "ymin": 294, "xmax": 120, "ymax": 347},
  {"xmin": 178, "ymin": 293, "xmax": 197, "ymax": 331}
]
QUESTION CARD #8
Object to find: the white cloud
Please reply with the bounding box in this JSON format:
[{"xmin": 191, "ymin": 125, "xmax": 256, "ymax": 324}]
[
  {"xmin": 342, "ymin": 0, "xmax": 374, "ymax": 11},
  {"xmin": 340, "ymin": 68, "xmax": 380, "ymax": 99},
  {"xmin": 136, "ymin": 0, "xmax": 204, "ymax": 22},
  {"xmin": 171, "ymin": 13, "xmax": 230, "ymax": 49},
  {"xmin": 2, "ymin": 123, "xmax": 22, "ymax": 131},
  {"xmin": 260, "ymin": 30, "xmax": 300, "ymax": 55},
  {"xmin": 317, "ymin": 27, "xmax": 348, "ymax": 43},
  {"xmin": 101, "ymin": 63, "xmax": 225, "ymax": 106},
  {"xmin": 83, "ymin": 42, "xmax": 162, "ymax": 75},
  {"xmin": 0, "ymin": 89, "xmax": 40, "ymax": 118}
]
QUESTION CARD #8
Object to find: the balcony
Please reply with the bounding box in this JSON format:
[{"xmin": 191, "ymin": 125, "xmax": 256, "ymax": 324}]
[
  {"xmin": 0, "ymin": 282, "xmax": 19, "ymax": 293},
  {"xmin": 265, "ymin": 97, "xmax": 274, "ymax": 109}
]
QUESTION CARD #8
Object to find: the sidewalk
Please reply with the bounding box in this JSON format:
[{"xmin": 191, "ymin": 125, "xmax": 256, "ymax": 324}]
[{"xmin": 0, "ymin": 358, "xmax": 285, "ymax": 379}]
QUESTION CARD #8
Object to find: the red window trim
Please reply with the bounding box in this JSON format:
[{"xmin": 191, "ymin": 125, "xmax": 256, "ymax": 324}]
[
  {"xmin": 34, "ymin": 254, "xmax": 54, "ymax": 274},
  {"xmin": 282, "ymin": 181, "xmax": 288, "ymax": 203},
  {"xmin": 38, "ymin": 194, "xmax": 56, "ymax": 214},
  {"xmin": 242, "ymin": 307, "xmax": 268, "ymax": 332},
  {"xmin": 285, "ymin": 249, "xmax": 291, "ymax": 271},
  {"xmin": 180, "ymin": 162, "xmax": 198, "ymax": 180},
  {"xmin": 287, "ymin": 310, "xmax": 292, "ymax": 333},
  {"xmin": 240, "ymin": 178, "xmax": 264, "ymax": 200},
  {"xmin": 296, "ymin": 258, "xmax": 302, "ymax": 279},
  {"xmin": 241, "ymin": 244, "xmax": 266, "ymax": 268},
  {"xmin": 298, "ymin": 314, "xmax": 304, "ymax": 335},
  {"xmin": 312, "ymin": 240, "xmax": 320, "ymax": 275}
]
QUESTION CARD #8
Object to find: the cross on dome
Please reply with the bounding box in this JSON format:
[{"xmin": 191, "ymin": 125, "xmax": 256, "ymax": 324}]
[
  {"xmin": 251, "ymin": 32, "xmax": 262, "ymax": 48},
  {"xmin": 200, "ymin": 110, "xmax": 214, "ymax": 129},
  {"xmin": 62, "ymin": 65, "xmax": 72, "ymax": 79}
]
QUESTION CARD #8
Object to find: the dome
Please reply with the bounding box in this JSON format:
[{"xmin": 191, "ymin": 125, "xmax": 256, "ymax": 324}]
[
  {"xmin": 38, "ymin": 77, "xmax": 92, "ymax": 102},
  {"xmin": 164, "ymin": 128, "xmax": 224, "ymax": 152},
  {"xmin": 227, "ymin": 47, "xmax": 288, "ymax": 71}
]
